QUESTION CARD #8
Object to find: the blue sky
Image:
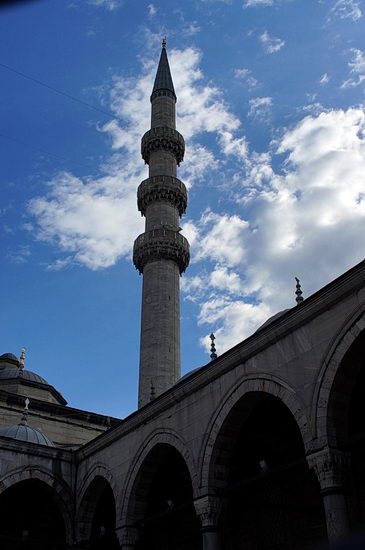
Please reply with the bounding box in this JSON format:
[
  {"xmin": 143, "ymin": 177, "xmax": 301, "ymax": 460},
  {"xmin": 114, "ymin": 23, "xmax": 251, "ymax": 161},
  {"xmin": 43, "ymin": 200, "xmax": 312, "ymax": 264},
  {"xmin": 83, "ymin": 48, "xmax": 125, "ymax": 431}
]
[{"xmin": 1, "ymin": 0, "xmax": 365, "ymax": 418}]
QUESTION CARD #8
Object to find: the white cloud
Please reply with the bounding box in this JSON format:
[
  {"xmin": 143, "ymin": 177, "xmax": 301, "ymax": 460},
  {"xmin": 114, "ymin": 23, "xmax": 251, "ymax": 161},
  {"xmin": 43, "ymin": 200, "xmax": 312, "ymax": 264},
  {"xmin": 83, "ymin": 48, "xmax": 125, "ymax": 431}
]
[
  {"xmin": 244, "ymin": 0, "xmax": 273, "ymax": 6},
  {"xmin": 348, "ymin": 48, "xmax": 365, "ymax": 73},
  {"xmin": 341, "ymin": 48, "xmax": 365, "ymax": 88},
  {"xmin": 248, "ymin": 96, "xmax": 273, "ymax": 119},
  {"xmin": 259, "ymin": 30, "xmax": 285, "ymax": 54},
  {"xmin": 26, "ymin": 45, "xmax": 365, "ymax": 358},
  {"xmin": 192, "ymin": 210, "xmax": 250, "ymax": 266},
  {"xmin": 199, "ymin": 300, "xmax": 271, "ymax": 353},
  {"xmin": 320, "ymin": 73, "xmax": 330, "ymax": 85},
  {"xmin": 183, "ymin": 22, "xmax": 201, "ymax": 36},
  {"xmin": 28, "ymin": 168, "xmax": 144, "ymax": 270},
  {"xmin": 209, "ymin": 266, "xmax": 243, "ymax": 293},
  {"xmin": 147, "ymin": 3, "xmax": 156, "ymax": 16},
  {"xmin": 7, "ymin": 245, "xmax": 31, "ymax": 265},
  {"xmin": 331, "ymin": 0, "xmax": 362, "ymax": 20},
  {"xmin": 87, "ymin": 0, "xmax": 122, "ymax": 9},
  {"xmin": 28, "ymin": 47, "xmax": 247, "ymax": 270},
  {"xmin": 341, "ymin": 75, "xmax": 365, "ymax": 88},
  {"xmin": 234, "ymin": 68, "xmax": 259, "ymax": 89},
  {"xmin": 185, "ymin": 108, "xmax": 365, "ymax": 353}
]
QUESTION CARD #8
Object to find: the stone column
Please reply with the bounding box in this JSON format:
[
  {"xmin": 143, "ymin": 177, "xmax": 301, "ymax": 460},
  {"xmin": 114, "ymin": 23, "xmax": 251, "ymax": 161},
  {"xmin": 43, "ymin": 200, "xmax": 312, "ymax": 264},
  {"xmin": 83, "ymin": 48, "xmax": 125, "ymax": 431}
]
[
  {"xmin": 194, "ymin": 496, "xmax": 223, "ymax": 550},
  {"xmin": 307, "ymin": 447, "xmax": 350, "ymax": 545},
  {"xmin": 118, "ymin": 525, "xmax": 139, "ymax": 550}
]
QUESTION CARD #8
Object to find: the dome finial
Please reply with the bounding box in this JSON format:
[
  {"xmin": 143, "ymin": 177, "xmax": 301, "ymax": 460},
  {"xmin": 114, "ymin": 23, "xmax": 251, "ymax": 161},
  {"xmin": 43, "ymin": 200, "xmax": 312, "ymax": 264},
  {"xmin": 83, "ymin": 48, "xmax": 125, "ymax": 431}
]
[
  {"xmin": 19, "ymin": 397, "xmax": 30, "ymax": 426},
  {"xmin": 19, "ymin": 347, "xmax": 26, "ymax": 370},
  {"xmin": 209, "ymin": 333, "xmax": 217, "ymax": 360},
  {"xmin": 295, "ymin": 277, "xmax": 304, "ymax": 304},
  {"xmin": 162, "ymin": 37, "xmax": 166, "ymax": 48}
]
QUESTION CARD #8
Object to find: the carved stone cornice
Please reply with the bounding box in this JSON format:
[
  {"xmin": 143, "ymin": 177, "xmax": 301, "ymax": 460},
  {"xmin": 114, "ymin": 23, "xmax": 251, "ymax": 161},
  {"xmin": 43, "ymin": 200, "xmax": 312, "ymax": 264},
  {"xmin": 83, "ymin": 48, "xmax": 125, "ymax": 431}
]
[
  {"xmin": 194, "ymin": 496, "xmax": 224, "ymax": 529},
  {"xmin": 133, "ymin": 229, "xmax": 190, "ymax": 274},
  {"xmin": 141, "ymin": 127, "xmax": 185, "ymax": 165},
  {"xmin": 307, "ymin": 447, "xmax": 350, "ymax": 492},
  {"xmin": 137, "ymin": 176, "xmax": 187, "ymax": 217}
]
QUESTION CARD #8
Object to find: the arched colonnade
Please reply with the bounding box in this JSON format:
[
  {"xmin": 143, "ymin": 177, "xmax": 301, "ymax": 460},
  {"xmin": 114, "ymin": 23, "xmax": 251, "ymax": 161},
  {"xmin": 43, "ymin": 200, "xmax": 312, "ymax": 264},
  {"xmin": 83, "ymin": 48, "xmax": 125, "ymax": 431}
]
[{"xmin": 1, "ymin": 312, "xmax": 365, "ymax": 549}]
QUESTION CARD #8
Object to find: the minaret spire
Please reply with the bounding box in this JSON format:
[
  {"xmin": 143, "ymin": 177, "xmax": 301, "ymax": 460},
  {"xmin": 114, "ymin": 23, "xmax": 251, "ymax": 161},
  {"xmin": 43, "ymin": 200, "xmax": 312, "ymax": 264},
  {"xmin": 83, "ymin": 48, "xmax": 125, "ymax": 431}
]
[
  {"xmin": 133, "ymin": 43, "xmax": 189, "ymax": 408},
  {"xmin": 151, "ymin": 40, "xmax": 176, "ymax": 101}
]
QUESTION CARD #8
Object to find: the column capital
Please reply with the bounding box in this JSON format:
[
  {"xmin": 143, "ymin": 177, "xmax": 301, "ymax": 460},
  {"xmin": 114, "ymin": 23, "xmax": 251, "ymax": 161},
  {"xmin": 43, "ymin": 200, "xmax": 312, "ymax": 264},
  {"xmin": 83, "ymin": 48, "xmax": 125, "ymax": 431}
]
[
  {"xmin": 307, "ymin": 447, "xmax": 350, "ymax": 492},
  {"xmin": 194, "ymin": 495, "xmax": 224, "ymax": 529}
]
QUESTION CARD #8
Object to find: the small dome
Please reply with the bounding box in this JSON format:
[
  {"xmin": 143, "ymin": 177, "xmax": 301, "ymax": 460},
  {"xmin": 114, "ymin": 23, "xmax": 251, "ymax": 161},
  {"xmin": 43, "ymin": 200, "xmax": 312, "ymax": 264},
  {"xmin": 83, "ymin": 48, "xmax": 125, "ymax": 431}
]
[
  {"xmin": 0, "ymin": 424, "xmax": 55, "ymax": 447},
  {"xmin": 255, "ymin": 309, "xmax": 291, "ymax": 332},
  {"xmin": 0, "ymin": 368, "xmax": 48, "ymax": 385},
  {"xmin": 0, "ymin": 353, "xmax": 19, "ymax": 364}
]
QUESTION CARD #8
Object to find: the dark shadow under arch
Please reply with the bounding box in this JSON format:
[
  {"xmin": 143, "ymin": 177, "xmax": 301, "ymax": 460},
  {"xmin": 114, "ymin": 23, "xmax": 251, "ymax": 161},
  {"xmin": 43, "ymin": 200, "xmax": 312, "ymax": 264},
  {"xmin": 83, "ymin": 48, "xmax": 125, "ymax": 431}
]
[
  {"xmin": 210, "ymin": 392, "xmax": 326, "ymax": 549},
  {"xmin": 78, "ymin": 475, "xmax": 119, "ymax": 550},
  {"xmin": 327, "ymin": 329, "xmax": 365, "ymax": 530},
  {"xmin": 0, "ymin": 478, "xmax": 66, "ymax": 549},
  {"xmin": 128, "ymin": 443, "xmax": 201, "ymax": 550}
]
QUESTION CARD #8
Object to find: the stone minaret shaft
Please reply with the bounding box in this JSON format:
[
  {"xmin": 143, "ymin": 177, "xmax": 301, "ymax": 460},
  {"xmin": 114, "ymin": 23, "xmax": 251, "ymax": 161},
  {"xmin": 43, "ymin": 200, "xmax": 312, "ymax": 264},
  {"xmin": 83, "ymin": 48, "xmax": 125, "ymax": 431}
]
[{"xmin": 133, "ymin": 43, "xmax": 189, "ymax": 409}]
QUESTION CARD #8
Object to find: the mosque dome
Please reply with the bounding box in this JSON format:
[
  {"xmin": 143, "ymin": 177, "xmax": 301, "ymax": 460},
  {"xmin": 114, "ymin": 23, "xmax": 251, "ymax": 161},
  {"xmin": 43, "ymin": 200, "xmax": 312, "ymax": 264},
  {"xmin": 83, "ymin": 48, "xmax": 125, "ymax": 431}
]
[
  {"xmin": 0, "ymin": 352, "xmax": 19, "ymax": 365},
  {"xmin": 0, "ymin": 368, "xmax": 48, "ymax": 385},
  {"xmin": 0, "ymin": 424, "xmax": 55, "ymax": 447},
  {"xmin": 255, "ymin": 309, "xmax": 291, "ymax": 332}
]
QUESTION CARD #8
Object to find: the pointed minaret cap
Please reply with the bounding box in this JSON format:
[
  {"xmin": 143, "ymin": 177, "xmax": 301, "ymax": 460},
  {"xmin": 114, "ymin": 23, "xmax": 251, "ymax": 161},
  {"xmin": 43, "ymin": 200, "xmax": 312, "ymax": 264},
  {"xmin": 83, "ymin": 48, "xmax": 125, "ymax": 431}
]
[{"xmin": 151, "ymin": 39, "xmax": 176, "ymax": 102}]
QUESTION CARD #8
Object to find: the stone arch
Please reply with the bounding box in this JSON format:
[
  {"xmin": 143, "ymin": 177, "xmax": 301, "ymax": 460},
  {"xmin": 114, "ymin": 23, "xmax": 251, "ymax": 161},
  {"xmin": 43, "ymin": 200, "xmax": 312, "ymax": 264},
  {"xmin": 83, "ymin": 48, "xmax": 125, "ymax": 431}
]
[
  {"xmin": 121, "ymin": 429, "xmax": 198, "ymax": 526},
  {"xmin": 76, "ymin": 464, "xmax": 118, "ymax": 544},
  {"xmin": 0, "ymin": 466, "xmax": 73, "ymax": 546},
  {"xmin": 199, "ymin": 375, "xmax": 310, "ymax": 493},
  {"xmin": 314, "ymin": 305, "xmax": 365, "ymax": 446}
]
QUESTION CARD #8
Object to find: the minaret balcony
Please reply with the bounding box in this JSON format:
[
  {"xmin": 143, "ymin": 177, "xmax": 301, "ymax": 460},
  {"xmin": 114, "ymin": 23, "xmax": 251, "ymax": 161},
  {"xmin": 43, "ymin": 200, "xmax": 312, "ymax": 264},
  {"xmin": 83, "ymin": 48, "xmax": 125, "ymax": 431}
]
[
  {"xmin": 141, "ymin": 127, "xmax": 185, "ymax": 165},
  {"xmin": 137, "ymin": 176, "xmax": 187, "ymax": 217},
  {"xmin": 133, "ymin": 229, "xmax": 190, "ymax": 274}
]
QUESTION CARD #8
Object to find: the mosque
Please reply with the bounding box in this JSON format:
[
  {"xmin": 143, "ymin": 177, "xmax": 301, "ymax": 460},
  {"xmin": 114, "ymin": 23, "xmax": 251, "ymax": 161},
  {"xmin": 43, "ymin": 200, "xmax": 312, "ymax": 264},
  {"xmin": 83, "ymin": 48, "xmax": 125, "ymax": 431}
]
[{"xmin": 1, "ymin": 42, "xmax": 365, "ymax": 549}]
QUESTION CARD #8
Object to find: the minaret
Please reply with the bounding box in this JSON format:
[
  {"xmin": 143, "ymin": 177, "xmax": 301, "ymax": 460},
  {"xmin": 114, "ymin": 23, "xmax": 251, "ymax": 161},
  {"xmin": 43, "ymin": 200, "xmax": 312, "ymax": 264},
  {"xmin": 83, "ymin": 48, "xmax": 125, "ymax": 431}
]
[{"xmin": 133, "ymin": 41, "xmax": 189, "ymax": 408}]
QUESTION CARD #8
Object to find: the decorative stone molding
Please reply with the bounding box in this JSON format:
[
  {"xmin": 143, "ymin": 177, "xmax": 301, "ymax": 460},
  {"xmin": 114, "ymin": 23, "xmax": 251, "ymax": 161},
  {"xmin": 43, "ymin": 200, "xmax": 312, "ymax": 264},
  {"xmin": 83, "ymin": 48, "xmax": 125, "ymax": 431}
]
[
  {"xmin": 150, "ymin": 89, "xmax": 176, "ymax": 102},
  {"xmin": 141, "ymin": 127, "xmax": 185, "ymax": 165},
  {"xmin": 137, "ymin": 176, "xmax": 187, "ymax": 216},
  {"xmin": 133, "ymin": 229, "xmax": 190, "ymax": 274},
  {"xmin": 194, "ymin": 495, "xmax": 223, "ymax": 529},
  {"xmin": 307, "ymin": 447, "xmax": 350, "ymax": 492}
]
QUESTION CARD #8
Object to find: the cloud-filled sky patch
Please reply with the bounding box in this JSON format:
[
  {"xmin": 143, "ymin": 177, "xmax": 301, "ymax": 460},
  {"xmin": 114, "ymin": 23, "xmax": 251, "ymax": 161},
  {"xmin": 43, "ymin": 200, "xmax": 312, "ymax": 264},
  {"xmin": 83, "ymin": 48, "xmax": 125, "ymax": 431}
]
[{"xmin": 1, "ymin": 0, "xmax": 365, "ymax": 417}]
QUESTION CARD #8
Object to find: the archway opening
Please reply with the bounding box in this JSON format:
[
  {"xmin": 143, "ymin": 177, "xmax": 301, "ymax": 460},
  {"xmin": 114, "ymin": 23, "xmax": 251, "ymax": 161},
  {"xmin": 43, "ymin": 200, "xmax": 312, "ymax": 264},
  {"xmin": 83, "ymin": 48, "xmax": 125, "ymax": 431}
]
[
  {"xmin": 211, "ymin": 392, "xmax": 326, "ymax": 549},
  {"xmin": 0, "ymin": 479, "xmax": 66, "ymax": 549},
  {"xmin": 79, "ymin": 476, "xmax": 119, "ymax": 550},
  {"xmin": 328, "ymin": 329, "xmax": 365, "ymax": 529},
  {"xmin": 131, "ymin": 443, "xmax": 201, "ymax": 550}
]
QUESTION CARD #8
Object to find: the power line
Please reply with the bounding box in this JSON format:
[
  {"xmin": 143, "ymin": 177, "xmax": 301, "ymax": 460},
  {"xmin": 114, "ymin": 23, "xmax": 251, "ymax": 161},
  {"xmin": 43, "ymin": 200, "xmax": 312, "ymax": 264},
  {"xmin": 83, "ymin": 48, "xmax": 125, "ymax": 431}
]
[{"xmin": 0, "ymin": 61, "xmax": 118, "ymax": 120}]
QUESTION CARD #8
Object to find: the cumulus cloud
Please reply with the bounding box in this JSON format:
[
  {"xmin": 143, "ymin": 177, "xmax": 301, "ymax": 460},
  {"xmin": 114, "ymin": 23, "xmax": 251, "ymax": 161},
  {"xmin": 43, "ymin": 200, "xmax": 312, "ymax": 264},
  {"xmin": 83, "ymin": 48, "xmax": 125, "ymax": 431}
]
[
  {"xmin": 26, "ymin": 45, "xmax": 365, "ymax": 358},
  {"xmin": 28, "ymin": 168, "xmax": 144, "ymax": 270},
  {"xmin": 259, "ymin": 30, "xmax": 285, "ymax": 53},
  {"xmin": 331, "ymin": 0, "xmax": 362, "ymax": 20},
  {"xmin": 185, "ymin": 108, "xmax": 365, "ymax": 353},
  {"xmin": 28, "ymin": 46, "xmax": 247, "ymax": 270}
]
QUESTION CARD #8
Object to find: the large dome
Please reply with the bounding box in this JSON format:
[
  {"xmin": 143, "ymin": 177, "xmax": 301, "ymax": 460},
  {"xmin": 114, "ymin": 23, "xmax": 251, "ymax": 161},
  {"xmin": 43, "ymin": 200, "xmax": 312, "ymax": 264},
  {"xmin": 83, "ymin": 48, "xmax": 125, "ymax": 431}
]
[
  {"xmin": 0, "ymin": 424, "xmax": 55, "ymax": 447},
  {"xmin": 0, "ymin": 353, "xmax": 19, "ymax": 364},
  {"xmin": 0, "ymin": 368, "xmax": 48, "ymax": 385},
  {"xmin": 255, "ymin": 309, "xmax": 291, "ymax": 332}
]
